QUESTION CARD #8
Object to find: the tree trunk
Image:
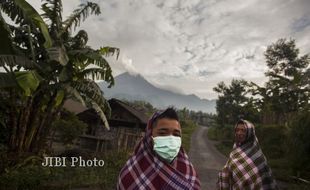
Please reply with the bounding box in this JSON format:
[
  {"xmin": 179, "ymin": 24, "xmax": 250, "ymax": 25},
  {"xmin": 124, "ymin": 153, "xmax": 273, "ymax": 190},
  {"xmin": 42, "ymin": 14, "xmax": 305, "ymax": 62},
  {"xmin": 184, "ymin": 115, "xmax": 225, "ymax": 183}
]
[
  {"xmin": 17, "ymin": 97, "xmax": 33, "ymax": 152},
  {"xmin": 8, "ymin": 90, "xmax": 18, "ymax": 151},
  {"xmin": 33, "ymin": 102, "xmax": 64, "ymax": 152},
  {"xmin": 23, "ymin": 95, "xmax": 43, "ymax": 152}
]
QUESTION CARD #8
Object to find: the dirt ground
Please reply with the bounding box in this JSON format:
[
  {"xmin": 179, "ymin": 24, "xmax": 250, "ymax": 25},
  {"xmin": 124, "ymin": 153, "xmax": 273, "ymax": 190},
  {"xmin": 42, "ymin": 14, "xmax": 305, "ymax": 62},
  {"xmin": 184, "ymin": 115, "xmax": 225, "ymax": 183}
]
[{"xmin": 188, "ymin": 126, "xmax": 227, "ymax": 190}]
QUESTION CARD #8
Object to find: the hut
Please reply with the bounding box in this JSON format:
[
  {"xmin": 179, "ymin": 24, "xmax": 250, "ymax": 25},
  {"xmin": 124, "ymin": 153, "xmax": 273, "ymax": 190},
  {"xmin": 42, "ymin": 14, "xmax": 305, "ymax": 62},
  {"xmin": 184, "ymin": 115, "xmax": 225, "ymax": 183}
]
[{"xmin": 55, "ymin": 98, "xmax": 148, "ymax": 153}]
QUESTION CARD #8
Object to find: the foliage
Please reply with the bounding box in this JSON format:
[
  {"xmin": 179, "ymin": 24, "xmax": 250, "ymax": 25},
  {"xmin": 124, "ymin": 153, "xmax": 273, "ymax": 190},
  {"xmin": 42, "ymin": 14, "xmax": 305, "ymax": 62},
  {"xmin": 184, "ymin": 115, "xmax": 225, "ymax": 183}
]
[
  {"xmin": 180, "ymin": 119, "xmax": 197, "ymax": 152},
  {"xmin": 121, "ymin": 99, "xmax": 156, "ymax": 117},
  {"xmin": 255, "ymin": 124, "xmax": 288, "ymax": 159},
  {"xmin": 213, "ymin": 79, "xmax": 260, "ymax": 125},
  {"xmin": 0, "ymin": 0, "xmax": 119, "ymax": 154},
  {"xmin": 288, "ymin": 111, "xmax": 310, "ymax": 179},
  {"xmin": 51, "ymin": 111, "xmax": 87, "ymax": 145},
  {"xmin": 250, "ymin": 39, "xmax": 310, "ymax": 124},
  {"xmin": 0, "ymin": 150, "xmax": 131, "ymax": 190},
  {"xmin": 177, "ymin": 108, "xmax": 217, "ymax": 126}
]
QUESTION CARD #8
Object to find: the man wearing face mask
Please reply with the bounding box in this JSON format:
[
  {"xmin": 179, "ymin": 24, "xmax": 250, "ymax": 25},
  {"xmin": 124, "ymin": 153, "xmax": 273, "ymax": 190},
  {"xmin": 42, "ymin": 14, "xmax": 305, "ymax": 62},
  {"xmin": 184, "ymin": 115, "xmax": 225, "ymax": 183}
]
[{"xmin": 117, "ymin": 108, "xmax": 201, "ymax": 190}]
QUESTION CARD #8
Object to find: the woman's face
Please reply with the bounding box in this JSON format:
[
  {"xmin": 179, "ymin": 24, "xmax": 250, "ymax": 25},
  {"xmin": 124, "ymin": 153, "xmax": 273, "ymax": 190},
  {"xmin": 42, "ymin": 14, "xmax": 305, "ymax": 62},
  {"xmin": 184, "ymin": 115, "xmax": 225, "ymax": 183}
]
[{"xmin": 235, "ymin": 124, "xmax": 247, "ymax": 144}]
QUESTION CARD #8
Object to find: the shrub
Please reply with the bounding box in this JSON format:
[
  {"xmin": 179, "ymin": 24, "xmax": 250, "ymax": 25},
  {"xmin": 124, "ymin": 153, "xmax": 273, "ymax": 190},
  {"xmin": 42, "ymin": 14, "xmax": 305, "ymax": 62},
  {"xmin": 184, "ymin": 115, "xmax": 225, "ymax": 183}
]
[
  {"xmin": 288, "ymin": 111, "xmax": 310, "ymax": 179},
  {"xmin": 255, "ymin": 124, "xmax": 288, "ymax": 159},
  {"xmin": 52, "ymin": 111, "xmax": 87, "ymax": 145}
]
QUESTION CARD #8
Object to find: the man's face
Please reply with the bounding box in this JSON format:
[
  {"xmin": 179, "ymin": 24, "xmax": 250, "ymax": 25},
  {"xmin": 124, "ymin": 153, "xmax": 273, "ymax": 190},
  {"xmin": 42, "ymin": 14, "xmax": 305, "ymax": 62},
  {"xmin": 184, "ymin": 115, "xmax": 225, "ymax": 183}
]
[
  {"xmin": 235, "ymin": 124, "xmax": 246, "ymax": 144},
  {"xmin": 152, "ymin": 118, "xmax": 181, "ymax": 137}
]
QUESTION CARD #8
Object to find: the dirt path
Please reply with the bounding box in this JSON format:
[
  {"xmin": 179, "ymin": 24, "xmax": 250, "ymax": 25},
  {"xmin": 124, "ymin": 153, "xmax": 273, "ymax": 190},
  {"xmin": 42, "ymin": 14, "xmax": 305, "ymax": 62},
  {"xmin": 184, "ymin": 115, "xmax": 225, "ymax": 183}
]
[{"xmin": 188, "ymin": 126, "xmax": 227, "ymax": 190}]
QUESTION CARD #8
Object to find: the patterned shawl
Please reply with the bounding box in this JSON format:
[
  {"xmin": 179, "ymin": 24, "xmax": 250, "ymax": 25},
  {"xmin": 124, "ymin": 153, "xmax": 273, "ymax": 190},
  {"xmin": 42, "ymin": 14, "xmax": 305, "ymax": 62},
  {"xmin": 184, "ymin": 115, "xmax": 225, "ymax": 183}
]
[
  {"xmin": 117, "ymin": 112, "xmax": 201, "ymax": 190},
  {"xmin": 217, "ymin": 120, "xmax": 278, "ymax": 190}
]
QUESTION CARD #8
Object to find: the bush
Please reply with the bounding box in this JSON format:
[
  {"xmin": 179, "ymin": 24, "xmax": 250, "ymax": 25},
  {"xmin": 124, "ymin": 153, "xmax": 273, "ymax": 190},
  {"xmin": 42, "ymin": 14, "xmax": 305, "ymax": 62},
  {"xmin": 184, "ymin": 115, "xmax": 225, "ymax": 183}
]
[
  {"xmin": 255, "ymin": 124, "xmax": 288, "ymax": 159},
  {"xmin": 288, "ymin": 111, "xmax": 310, "ymax": 179},
  {"xmin": 180, "ymin": 120, "xmax": 197, "ymax": 152},
  {"xmin": 207, "ymin": 125, "xmax": 233, "ymax": 142},
  {"xmin": 52, "ymin": 111, "xmax": 87, "ymax": 145},
  {"xmin": 0, "ymin": 150, "xmax": 131, "ymax": 190},
  {"xmin": 0, "ymin": 157, "xmax": 51, "ymax": 190}
]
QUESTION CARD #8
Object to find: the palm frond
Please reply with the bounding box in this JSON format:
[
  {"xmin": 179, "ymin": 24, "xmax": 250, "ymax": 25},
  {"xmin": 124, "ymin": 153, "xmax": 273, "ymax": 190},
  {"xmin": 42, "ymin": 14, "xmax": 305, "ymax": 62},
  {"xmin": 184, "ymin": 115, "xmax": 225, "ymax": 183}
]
[
  {"xmin": 0, "ymin": 0, "xmax": 52, "ymax": 48},
  {"xmin": 71, "ymin": 30, "xmax": 88, "ymax": 48},
  {"xmin": 64, "ymin": 85, "xmax": 86, "ymax": 106},
  {"xmin": 41, "ymin": 0, "xmax": 63, "ymax": 36},
  {"xmin": 98, "ymin": 47, "xmax": 120, "ymax": 60},
  {"xmin": 79, "ymin": 68, "xmax": 111, "ymax": 81},
  {"xmin": 0, "ymin": 12, "xmax": 14, "ymax": 54},
  {"xmin": 15, "ymin": 70, "xmax": 42, "ymax": 96},
  {"xmin": 71, "ymin": 79, "xmax": 111, "ymax": 129},
  {"xmin": 47, "ymin": 46, "xmax": 68, "ymax": 66},
  {"xmin": 72, "ymin": 79, "xmax": 103, "ymax": 104},
  {"xmin": 0, "ymin": 55, "xmax": 37, "ymax": 69},
  {"xmin": 61, "ymin": 2, "xmax": 100, "ymax": 35},
  {"xmin": 89, "ymin": 101, "xmax": 110, "ymax": 130},
  {"xmin": 68, "ymin": 48, "xmax": 114, "ymax": 87}
]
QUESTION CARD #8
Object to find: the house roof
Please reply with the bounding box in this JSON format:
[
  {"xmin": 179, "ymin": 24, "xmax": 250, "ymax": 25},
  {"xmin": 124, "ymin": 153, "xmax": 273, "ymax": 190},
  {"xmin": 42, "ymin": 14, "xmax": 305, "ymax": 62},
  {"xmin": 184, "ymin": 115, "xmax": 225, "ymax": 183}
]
[
  {"xmin": 108, "ymin": 98, "xmax": 149, "ymax": 124},
  {"xmin": 63, "ymin": 98, "xmax": 149, "ymax": 125}
]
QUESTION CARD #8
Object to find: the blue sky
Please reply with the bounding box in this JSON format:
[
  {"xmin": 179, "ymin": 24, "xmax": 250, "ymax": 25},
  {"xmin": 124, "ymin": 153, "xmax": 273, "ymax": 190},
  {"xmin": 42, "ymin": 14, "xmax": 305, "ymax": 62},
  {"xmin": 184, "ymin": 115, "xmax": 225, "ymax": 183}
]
[{"xmin": 28, "ymin": 0, "xmax": 310, "ymax": 99}]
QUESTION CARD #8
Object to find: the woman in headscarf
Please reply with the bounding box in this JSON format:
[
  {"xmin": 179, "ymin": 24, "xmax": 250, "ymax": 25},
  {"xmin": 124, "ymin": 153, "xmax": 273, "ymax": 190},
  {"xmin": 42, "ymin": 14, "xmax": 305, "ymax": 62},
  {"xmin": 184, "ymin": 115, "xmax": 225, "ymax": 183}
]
[
  {"xmin": 217, "ymin": 119, "xmax": 278, "ymax": 190},
  {"xmin": 117, "ymin": 108, "xmax": 201, "ymax": 190}
]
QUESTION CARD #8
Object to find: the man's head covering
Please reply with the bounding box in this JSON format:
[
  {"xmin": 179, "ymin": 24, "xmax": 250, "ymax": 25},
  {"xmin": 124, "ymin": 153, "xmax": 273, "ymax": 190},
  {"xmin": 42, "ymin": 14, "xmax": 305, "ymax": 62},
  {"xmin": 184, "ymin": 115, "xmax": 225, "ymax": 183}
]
[
  {"xmin": 217, "ymin": 120, "xmax": 278, "ymax": 190},
  {"xmin": 117, "ymin": 110, "xmax": 201, "ymax": 190}
]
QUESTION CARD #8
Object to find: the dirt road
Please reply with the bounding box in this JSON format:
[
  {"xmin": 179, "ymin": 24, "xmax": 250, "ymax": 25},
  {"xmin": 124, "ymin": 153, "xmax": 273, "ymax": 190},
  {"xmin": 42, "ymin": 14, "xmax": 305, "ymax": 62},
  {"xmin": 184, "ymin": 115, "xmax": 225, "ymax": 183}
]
[{"xmin": 188, "ymin": 126, "xmax": 227, "ymax": 190}]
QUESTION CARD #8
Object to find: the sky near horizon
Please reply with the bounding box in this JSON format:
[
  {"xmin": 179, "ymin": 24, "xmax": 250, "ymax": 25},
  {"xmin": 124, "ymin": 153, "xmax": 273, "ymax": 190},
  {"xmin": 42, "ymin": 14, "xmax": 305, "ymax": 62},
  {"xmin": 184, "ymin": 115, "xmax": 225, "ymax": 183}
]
[{"xmin": 28, "ymin": 0, "xmax": 310, "ymax": 99}]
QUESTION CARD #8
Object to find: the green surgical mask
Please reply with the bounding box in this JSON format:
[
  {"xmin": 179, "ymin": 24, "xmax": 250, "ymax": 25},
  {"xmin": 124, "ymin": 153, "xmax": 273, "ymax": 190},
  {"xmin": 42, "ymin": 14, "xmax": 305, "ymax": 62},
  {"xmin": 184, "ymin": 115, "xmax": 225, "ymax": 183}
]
[{"xmin": 153, "ymin": 135, "xmax": 181, "ymax": 163}]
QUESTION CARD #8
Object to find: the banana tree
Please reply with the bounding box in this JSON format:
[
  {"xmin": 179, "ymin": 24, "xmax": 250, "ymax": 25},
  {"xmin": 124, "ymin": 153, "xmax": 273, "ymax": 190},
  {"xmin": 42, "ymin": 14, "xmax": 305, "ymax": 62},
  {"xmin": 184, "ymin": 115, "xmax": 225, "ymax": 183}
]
[{"xmin": 0, "ymin": 0, "xmax": 119, "ymax": 153}]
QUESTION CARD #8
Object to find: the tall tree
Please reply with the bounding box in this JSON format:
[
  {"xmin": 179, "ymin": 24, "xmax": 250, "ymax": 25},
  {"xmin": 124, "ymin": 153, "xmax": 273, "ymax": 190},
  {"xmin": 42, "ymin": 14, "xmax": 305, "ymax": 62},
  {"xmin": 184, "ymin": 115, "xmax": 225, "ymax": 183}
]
[
  {"xmin": 251, "ymin": 39, "xmax": 310, "ymax": 124},
  {"xmin": 0, "ymin": 0, "xmax": 119, "ymax": 153},
  {"xmin": 213, "ymin": 79, "xmax": 259, "ymax": 126}
]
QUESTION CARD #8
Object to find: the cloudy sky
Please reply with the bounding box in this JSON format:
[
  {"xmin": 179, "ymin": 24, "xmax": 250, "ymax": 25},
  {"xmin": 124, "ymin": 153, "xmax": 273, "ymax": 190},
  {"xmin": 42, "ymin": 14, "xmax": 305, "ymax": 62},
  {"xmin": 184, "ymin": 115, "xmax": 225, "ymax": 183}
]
[{"xmin": 29, "ymin": 0, "xmax": 310, "ymax": 99}]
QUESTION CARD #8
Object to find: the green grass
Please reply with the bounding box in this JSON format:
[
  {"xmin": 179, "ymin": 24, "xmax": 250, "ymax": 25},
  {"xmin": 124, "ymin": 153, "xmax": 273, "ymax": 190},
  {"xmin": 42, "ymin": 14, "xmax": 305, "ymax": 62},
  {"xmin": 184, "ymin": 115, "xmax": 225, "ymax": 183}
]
[
  {"xmin": 180, "ymin": 120, "xmax": 197, "ymax": 152},
  {"xmin": 215, "ymin": 141, "xmax": 232, "ymax": 157},
  {"xmin": 0, "ymin": 150, "xmax": 130, "ymax": 190}
]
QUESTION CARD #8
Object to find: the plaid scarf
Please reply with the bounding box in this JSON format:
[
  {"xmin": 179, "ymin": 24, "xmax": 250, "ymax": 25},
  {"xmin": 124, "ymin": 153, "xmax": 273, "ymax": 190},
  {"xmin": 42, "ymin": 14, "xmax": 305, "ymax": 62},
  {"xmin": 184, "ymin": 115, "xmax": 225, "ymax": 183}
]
[
  {"xmin": 217, "ymin": 120, "xmax": 278, "ymax": 190},
  {"xmin": 117, "ymin": 112, "xmax": 201, "ymax": 190}
]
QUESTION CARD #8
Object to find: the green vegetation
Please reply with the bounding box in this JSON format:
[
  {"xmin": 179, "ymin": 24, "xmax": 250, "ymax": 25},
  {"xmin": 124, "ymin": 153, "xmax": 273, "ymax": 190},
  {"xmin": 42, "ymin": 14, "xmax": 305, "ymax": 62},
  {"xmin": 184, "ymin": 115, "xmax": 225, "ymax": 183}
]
[
  {"xmin": 212, "ymin": 39, "xmax": 310, "ymax": 188},
  {"xmin": 122, "ymin": 99, "xmax": 157, "ymax": 117},
  {"xmin": 180, "ymin": 119, "xmax": 197, "ymax": 152},
  {"xmin": 0, "ymin": 150, "xmax": 130, "ymax": 190},
  {"xmin": 0, "ymin": 0, "xmax": 119, "ymax": 155},
  {"xmin": 51, "ymin": 111, "xmax": 87, "ymax": 146},
  {"xmin": 0, "ymin": 0, "xmax": 122, "ymax": 189}
]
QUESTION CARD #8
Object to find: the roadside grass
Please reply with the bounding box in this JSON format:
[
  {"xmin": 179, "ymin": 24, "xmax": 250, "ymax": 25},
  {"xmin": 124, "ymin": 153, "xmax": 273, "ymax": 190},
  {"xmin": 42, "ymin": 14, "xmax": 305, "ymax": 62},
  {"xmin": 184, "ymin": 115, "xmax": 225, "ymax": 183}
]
[
  {"xmin": 0, "ymin": 150, "xmax": 130, "ymax": 190},
  {"xmin": 180, "ymin": 120, "xmax": 198, "ymax": 153}
]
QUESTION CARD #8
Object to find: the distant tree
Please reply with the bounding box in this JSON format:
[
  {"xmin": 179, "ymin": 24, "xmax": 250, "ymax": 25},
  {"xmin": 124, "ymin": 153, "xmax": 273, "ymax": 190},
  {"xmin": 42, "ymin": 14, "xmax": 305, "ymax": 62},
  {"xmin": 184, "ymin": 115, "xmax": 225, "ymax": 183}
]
[
  {"xmin": 178, "ymin": 107, "xmax": 190, "ymax": 121},
  {"xmin": 214, "ymin": 79, "xmax": 259, "ymax": 126},
  {"xmin": 250, "ymin": 39, "xmax": 310, "ymax": 124},
  {"xmin": 122, "ymin": 100, "xmax": 156, "ymax": 117}
]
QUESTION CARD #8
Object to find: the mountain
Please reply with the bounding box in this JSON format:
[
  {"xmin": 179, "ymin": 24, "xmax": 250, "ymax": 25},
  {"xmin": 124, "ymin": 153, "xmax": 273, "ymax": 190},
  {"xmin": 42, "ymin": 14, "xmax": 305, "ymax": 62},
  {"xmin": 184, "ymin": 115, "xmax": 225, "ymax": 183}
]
[{"xmin": 98, "ymin": 72, "xmax": 216, "ymax": 113}]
